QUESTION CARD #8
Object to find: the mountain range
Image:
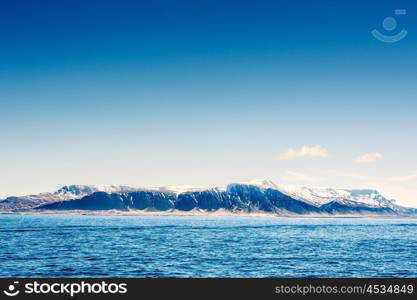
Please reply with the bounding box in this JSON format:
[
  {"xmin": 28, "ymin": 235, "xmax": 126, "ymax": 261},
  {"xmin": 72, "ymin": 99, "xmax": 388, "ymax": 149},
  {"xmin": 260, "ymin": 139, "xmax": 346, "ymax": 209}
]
[{"xmin": 1, "ymin": 180, "xmax": 416, "ymax": 216}]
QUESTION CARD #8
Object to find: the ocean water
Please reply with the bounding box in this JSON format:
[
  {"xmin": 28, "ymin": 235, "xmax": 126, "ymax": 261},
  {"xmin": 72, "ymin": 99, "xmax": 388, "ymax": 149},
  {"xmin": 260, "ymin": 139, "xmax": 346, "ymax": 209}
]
[{"xmin": 0, "ymin": 214, "xmax": 416, "ymax": 278}]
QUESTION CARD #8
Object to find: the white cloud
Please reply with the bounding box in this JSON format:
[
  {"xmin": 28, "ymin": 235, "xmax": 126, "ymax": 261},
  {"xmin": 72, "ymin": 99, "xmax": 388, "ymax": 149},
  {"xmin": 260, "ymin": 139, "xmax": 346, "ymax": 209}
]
[
  {"xmin": 279, "ymin": 145, "xmax": 329, "ymax": 160},
  {"xmin": 354, "ymin": 152, "xmax": 383, "ymax": 163}
]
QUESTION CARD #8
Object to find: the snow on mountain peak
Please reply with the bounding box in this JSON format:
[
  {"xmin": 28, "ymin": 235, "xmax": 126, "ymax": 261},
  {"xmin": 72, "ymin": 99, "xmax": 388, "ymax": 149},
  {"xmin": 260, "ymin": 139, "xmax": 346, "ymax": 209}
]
[
  {"xmin": 154, "ymin": 185, "xmax": 211, "ymax": 194},
  {"xmin": 55, "ymin": 185, "xmax": 139, "ymax": 199},
  {"xmin": 247, "ymin": 179, "xmax": 279, "ymax": 189},
  {"xmin": 227, "ymin": 179, "xmax": 394, "ymax": 208},
  {"xmin": 274, "ymin": 184, "xmax": 394, "ymax": 207},
  {"xmin": 1, "ymin": 181, "xmax": 396, "ymax": 210}
]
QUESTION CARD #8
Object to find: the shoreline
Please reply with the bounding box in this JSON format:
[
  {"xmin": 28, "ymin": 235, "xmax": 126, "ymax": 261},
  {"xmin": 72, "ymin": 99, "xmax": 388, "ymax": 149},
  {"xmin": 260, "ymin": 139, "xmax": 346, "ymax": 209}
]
[{"xmin": 1, "ymin": 208, "xmax": 415, "ymax": 218}]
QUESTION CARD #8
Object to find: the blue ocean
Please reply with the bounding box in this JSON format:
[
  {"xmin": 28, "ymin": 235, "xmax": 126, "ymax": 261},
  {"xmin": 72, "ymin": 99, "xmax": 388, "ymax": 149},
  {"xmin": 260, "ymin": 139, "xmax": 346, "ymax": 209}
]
[{"xmin": 1, "ymin": 215, "xmax": 416, "ymax": 277}]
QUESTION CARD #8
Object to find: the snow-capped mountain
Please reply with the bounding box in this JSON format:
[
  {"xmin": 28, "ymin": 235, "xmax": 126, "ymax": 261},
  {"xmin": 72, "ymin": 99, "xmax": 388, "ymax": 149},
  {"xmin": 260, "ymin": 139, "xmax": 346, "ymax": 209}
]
[
  {"xmin": 1, "ymin": 181, "xmax": 414, "ymax": 215},
  {"xmin": 56, "ymin": 185, "xmax": 139, "ymax": 197},
  {"xmin": 247, "ymin": 180, "xmax": 395, "ymax": 208},
  {"xmin": 0, "ymin": 185, "xmax": 139, "ymax": 211}
]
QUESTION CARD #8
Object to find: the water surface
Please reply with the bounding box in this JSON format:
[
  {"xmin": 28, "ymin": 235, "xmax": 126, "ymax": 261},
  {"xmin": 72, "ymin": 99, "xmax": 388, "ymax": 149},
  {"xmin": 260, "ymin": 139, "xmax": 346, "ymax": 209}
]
[{"xmin": 1, "ymin": 214, "xmax": 416, "ymax": 277}]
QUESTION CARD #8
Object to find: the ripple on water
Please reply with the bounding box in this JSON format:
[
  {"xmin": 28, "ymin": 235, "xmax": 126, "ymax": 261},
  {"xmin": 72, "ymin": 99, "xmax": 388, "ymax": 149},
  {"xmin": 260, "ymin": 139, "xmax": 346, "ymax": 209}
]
[{"xmin": 0, "ymin": 215, "xmax": 417, "ymax": 277}]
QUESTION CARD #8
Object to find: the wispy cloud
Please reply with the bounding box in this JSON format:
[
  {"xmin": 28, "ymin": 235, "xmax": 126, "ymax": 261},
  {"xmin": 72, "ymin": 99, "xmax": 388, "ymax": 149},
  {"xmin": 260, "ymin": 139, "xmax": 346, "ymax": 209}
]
[
  {"xmin": 354, "ymin": 152, "xmax": 383, "ymax": 163},
  {"xmin": 279, "ymin": 145, "xmax": 329, "ymax": 160}
]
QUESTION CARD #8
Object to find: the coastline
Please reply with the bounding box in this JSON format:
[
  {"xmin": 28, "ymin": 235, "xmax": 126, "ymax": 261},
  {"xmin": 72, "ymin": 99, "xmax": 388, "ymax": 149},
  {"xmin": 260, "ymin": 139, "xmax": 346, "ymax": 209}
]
[{"xmin": 1, "ymin": 208, "xmax": 414, "ymax": 218}]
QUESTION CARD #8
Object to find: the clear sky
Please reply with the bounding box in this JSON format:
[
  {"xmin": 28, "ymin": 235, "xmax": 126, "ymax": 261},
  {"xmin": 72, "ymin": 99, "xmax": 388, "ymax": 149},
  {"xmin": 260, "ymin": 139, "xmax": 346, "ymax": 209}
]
[{"xmin": 1, "ymin": 0, "xmax": 417, "ymax": 206}]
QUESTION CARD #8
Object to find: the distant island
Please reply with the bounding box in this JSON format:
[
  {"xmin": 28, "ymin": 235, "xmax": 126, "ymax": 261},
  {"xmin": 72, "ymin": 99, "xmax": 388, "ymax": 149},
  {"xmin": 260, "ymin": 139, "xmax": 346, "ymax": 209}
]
[{"xmin": 1, "ymin": 180, "xmax": 416, "ymax": 216}]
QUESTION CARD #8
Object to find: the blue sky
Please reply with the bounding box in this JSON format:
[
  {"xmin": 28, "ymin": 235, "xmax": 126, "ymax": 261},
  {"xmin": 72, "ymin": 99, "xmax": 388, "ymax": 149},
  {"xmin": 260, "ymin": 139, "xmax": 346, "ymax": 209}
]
[{"xmin": 1, "ymin": 0, "xmax": 417, "ymax": 206}]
